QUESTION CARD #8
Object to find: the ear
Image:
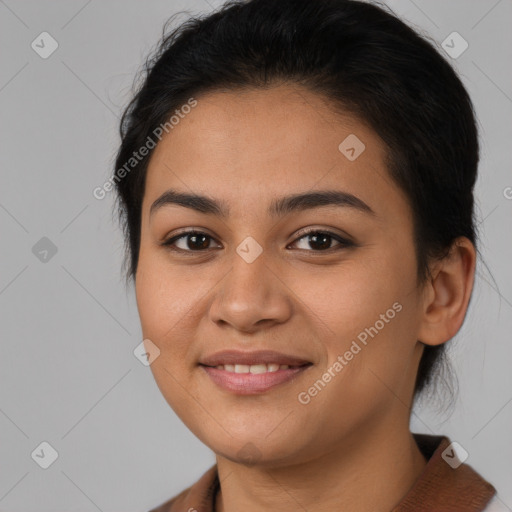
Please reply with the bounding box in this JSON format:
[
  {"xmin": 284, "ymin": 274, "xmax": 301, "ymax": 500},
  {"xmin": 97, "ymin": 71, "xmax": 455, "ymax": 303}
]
[{"xmin": 417, "ymin": 237, "xmax": 477, "ymax": 346}]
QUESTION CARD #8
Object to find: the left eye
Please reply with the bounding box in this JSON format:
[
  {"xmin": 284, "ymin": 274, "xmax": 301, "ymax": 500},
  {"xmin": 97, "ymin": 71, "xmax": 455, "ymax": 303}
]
[
  {"xmin": 162, "ymin": 230, "xmax": 219, "ymax": 252},
  {"xmin": 162, "ymin": 229, "xmax": 353, "ymax": 253},
  {"xmin": 290, "ymin": 230, "xmax": 353, "ymax": 251}
]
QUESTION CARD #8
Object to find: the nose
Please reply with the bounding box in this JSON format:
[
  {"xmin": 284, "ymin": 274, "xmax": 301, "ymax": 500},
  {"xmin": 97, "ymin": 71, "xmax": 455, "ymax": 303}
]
[{"xmin": 208, "ymin": 246, "xmax": 293, "ymax": 334}]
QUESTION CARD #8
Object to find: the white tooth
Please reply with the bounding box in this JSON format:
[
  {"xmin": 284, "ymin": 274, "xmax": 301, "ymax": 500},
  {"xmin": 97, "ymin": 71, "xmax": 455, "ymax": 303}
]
[
  {"xmin": 221, "ymin": 363, "xmax": 291, "ymax": 373},
  {"xmin": 249, "ymin": 364, "xmax": 268, "ymax": 374}
]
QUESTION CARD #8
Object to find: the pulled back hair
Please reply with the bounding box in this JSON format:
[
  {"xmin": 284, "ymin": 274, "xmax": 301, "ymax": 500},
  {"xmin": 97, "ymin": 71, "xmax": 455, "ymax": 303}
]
[{"xmin": 113, "ymin": 0, "xmax": 480, "ymax": 398}]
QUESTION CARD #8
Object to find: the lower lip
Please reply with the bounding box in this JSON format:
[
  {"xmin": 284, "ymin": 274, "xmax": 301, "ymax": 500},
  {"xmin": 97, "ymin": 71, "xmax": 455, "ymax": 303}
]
[{"xmin": 200, "ymin": 365, "xmax": 312, "ymax": 394}]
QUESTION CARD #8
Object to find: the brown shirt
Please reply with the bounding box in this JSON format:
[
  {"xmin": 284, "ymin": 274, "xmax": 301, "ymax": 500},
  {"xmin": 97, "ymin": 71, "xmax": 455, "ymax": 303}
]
[{"xmin": 148, "ymin": 434, "xmax": 496, "ymax": 512}]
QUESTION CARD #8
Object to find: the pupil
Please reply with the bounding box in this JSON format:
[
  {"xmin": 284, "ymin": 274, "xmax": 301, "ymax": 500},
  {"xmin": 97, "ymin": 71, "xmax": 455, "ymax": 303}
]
[
  {"xmin": 310, "ymin": 233, "xmax": 331, "ymax": 250},
  {"xmin": 189, "ymin": 234, "xmax": 209, "ymax": 250}
]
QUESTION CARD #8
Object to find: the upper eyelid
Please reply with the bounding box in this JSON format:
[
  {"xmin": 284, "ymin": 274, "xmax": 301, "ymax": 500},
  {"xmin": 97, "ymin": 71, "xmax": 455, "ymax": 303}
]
[{"xmin": 293, "ymin": 226, "xmax": 352, "ymax": 242}]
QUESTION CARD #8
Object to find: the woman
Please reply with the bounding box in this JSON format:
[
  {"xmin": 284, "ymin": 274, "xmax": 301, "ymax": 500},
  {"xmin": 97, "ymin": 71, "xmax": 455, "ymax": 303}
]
[{"xmin": 113, "ymin": 0, "xmax": 501, "ymax": 510}]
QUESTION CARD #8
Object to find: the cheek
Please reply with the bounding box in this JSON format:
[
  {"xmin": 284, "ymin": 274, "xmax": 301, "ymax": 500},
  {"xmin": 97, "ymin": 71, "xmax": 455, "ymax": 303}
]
[
  {"xmin": 134, "ymin": 249, "xmax": 226, "ymax": 372},
  {"xmin": 294, "ymin": 253, "xmax": 415, "ymax": 341},
  {"xmin": 295, "ymin": 244, "xmax": 420, "ymax": 386},
  {"xmin": 135, "ymin": 259, "xmax": 202, "ymax": 414},
  {"xmin": 135, "ymin": 252, "xmax": 195, "ymax": 353}
]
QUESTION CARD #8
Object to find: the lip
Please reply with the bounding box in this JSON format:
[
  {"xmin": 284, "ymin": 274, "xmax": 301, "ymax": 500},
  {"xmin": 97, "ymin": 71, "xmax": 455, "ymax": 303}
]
[
  {"xmin": 199, "ymin": 349, "xmax": 312, "ymax": 367},
  {"xmin": 201, "ymin": 364, "xmax": 313, "ymax": 394}
]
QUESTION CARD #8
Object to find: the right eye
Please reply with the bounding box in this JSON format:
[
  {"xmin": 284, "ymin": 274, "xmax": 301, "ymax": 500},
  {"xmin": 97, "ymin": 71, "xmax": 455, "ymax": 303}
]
[{"xmin": 161, "ymin": 230, "xmax": 221, "ymax": 253}]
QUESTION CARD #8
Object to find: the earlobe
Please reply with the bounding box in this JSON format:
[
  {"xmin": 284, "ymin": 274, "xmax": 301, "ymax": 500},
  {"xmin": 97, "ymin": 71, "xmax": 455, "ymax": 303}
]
[{"xmin": 417, "ymin": 237, "xmax": 476, "ymax": 347}]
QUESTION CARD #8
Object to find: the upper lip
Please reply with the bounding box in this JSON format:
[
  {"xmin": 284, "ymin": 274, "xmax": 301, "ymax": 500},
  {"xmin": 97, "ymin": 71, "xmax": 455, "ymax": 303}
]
[{"xmin": 199, "ymin": 350, "xmax": 312, "ymax": 367}]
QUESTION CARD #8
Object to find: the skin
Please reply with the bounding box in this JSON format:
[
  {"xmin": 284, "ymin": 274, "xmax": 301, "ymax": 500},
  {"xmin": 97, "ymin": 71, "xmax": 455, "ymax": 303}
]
[{"xmin": 135, "ymin": 84, "xmax": 476, "ymax": 512}]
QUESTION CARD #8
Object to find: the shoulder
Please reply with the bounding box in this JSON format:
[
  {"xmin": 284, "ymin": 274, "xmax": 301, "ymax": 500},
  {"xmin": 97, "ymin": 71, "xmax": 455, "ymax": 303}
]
[{"xmin": 392, "ymin": 434, "xmax": 497, "ymax": 511}]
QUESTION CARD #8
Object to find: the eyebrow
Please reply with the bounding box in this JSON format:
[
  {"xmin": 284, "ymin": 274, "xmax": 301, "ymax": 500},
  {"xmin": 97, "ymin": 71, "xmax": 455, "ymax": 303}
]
[{"xmin": 149, "ymin": 188, "xmax": 376, "ymax": 219}]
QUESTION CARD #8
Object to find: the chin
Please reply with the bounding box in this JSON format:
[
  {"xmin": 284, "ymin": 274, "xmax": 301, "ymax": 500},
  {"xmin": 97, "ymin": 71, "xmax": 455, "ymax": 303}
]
[{"xmin": 204, "ymin": 432, "xmax": 306, "ymax": 467}]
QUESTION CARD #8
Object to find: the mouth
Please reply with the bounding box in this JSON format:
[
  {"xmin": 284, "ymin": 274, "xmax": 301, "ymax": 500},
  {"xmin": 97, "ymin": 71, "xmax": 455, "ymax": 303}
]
[
  {"xmin": 200, "ymin": 362, "xmax": 312, "ymax": 372},
  {"xmin": 198, "ymin": 350, "xmax": 313, "ymax": 394},
  {"xmin": 199, "ymin": 349, "xmax": 312, "ymax": 367}
]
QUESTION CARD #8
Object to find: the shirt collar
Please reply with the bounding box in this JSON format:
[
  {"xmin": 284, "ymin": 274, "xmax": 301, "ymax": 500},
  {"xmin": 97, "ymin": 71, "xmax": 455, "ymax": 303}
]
[{"xmin": 152, "ymin": 434, "xmax": 496, "ymax": 512}]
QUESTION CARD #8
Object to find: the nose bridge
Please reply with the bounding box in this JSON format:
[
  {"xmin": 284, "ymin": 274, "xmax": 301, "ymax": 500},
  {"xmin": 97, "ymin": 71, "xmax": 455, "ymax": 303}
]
[
  {"xmin": 226, "ymin": 240, "xmax": 273, "ymax": 306},
  {"xmin": 231, "ymin": 239, "xmax": 269, "ymax": 291},
  {"xmin": 208, "ymin": 238, "xmax": 291, "ymax": 331}
]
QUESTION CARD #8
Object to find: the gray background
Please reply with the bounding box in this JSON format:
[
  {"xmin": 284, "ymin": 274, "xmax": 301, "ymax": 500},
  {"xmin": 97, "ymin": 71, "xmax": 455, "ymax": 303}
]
[{"xmin": 0, "ymin": 0, "xmax": 511, "ymax": 511}]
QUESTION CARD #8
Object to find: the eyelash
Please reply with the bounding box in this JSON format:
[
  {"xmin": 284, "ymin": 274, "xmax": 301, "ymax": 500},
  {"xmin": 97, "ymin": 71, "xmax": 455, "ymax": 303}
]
[{"xmin": 161, "ymin": 228, "xmax": 355, "ymax": 254}]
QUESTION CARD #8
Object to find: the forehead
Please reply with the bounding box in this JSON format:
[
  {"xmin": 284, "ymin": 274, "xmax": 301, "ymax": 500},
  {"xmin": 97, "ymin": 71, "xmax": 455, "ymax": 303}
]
[{"xmin": 143, "ymin": 84, "xmax": 403, "ymax": 219}]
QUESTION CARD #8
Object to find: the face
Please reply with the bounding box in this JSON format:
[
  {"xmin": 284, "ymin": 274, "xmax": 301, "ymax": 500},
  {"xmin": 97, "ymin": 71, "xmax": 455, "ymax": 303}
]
[{"xmin": 135, "ymin": 84, "xmax": 426, "ymax": 467}]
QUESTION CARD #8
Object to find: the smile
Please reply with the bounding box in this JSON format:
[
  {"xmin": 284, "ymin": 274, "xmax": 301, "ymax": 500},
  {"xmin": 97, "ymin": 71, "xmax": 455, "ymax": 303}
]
[
  {"xmin": 211, "ymin": 363, "xmax": 296, "ymax": 373},
  {"xmin": 200, "ymin": 363, "xmax": 313, "ymax": 394}
]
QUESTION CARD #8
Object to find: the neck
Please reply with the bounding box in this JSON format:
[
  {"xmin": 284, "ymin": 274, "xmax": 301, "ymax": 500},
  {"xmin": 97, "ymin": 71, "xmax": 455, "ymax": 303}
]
[{"xmin": 214, "ymin": 418, "xmax": 427, "ymax": 512}]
